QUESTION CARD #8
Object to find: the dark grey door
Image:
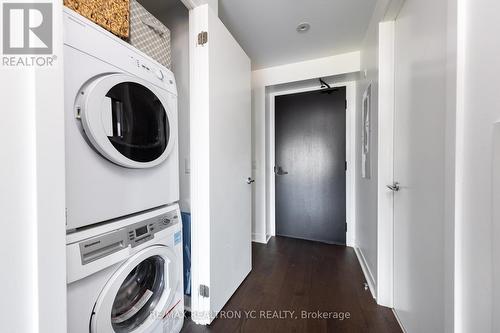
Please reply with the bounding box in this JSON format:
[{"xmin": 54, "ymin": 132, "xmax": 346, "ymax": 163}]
[{"xmin": 275, "ymin": 88, "xmax": 346, "ymax": 245}]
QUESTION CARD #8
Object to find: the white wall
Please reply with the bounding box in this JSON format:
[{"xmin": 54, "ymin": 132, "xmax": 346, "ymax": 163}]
[
  {"xmin": 0, "ymin": 2, "xmax": 66, "ymax": 332},
  {"xmin": 156, "ymin": 2, "xmax": 191, "ymax": 212},
  {"xmin": 359, "ymin": 6, "xmax": 455, "ymax": 332},
  {"xmin": 455, "ymin": 0, "xmax": 500, "ymax": 331},
  {"xmin": 251, "ymin": 52, "xmax": 361, "ymax": 243},
  {"xmin": 354, "ymin": 0, "xmax": 392, "ymax": 296}
]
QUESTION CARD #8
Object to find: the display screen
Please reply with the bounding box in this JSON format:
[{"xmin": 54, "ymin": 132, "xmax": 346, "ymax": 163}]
[{"xmin": 135, "ymin": 226, "xmax": 148, "ymax": 237}]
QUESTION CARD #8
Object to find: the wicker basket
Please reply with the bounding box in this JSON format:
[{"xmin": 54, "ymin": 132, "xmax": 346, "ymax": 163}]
[{"xmin": 64, "ymin": 0, "xmax": 129, "ymax": 38}]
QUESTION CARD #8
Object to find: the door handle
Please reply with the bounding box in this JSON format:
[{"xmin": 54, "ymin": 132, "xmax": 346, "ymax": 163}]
[
  {"xmin": 246, "ymin": 177, "xmax": 255, "ymax": 184},
  {"xmin": 274, "ymin": 166, "xmax": 289, "ymax": 176},
  {"xmin": 387, "ymin": 182, "xmax": 400, "ymax": 192}
]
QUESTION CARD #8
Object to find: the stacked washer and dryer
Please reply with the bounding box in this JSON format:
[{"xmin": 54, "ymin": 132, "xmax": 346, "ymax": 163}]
[{"xmin": 64, "ymin": 7, "xmax": 183, "ymax": 333}]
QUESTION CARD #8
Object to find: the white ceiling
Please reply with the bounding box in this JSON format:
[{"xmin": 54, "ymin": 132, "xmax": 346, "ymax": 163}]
[{"xmin": 218, "ymin": 0, "xmax": 377, "ymax": 69}]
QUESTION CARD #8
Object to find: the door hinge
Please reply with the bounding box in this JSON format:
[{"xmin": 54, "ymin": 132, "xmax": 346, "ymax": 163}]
[
  {"xmin": 345, "ymin": 222, "xmax": 348, "ymax": 232},
  {"xmin": 345, "ymin": 100, "xmax": 348, "ymax": 109},
  {"xmin": 198, "ymin": 31, "xmax": 208, "ymax": 46},
  {"xmin": 345, "ymin": 161, "xmax": 347, "ymax": 171},
  {"xmin": 199, "ymin": 284, "xmax": 210, "ymax": 298}
]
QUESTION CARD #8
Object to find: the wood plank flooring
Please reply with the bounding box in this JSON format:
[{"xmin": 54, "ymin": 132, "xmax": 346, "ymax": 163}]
[{"xmin": 181, "ymin": 236, "xmax": 401, "ymax": 333}]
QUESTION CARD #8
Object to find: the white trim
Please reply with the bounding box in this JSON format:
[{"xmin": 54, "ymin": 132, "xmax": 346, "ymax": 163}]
[
  {"xmin": 392, "ymin": 308, "xmax": 408, "ymax": 333},
  {"xmin": 354, "ymin": 246, "xmax": 377, "ymax": 299},
  {"xmin": 267, "ymin": 81, "xmax": 357, "ymax": 247},
  {"xmin": 269, "ymin": 93, "xmax": 276, "ymax": 237},
  {"xmin": 252, "ymin": 233, "xmax": 268, "ymax": 244},
  {"xmin": 346, "ymin": 82, "xmax": 357, "ymax": 247},
  {"xmin": 253, "ymin": 52, "xmax": 360, "ymax": 87},
  {"xmin": 188, "ymin": 4, "xmax": 211, "ymax": 325},
  {"xmin": 454, "ymin": 0, "xmax": 466, "ymax": 331},
  {"xmin": 377, "ymin": 20, "xmax": 396, "ymax": 308},
  {"xmin": 375, "ymin": 0, "xmax": 406, "ymax": 309}
]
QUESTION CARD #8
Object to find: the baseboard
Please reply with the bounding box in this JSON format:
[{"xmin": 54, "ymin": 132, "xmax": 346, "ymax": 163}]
[
  {"xmin": 354, "ymin": 246, "xmax": 377, "ymax": 299},
  {"xmin": 252, "ymin": 233, "xmax": 267, "ymax": 244},
  {"xmin": 392, "ymin": 308, "xmax": 407, "ymax": 333}
]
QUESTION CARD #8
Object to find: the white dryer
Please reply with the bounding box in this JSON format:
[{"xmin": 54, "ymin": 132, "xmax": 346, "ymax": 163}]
[
  {"xmin": 64, "ymin": 8, "xmax": 179, "ymax": 230},
  {"xmin": 67, "ymin": 204, "xmax": 184, "ymax": 333}
]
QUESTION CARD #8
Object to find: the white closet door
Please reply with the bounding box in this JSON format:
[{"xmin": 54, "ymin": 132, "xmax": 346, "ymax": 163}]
[
  {"xmin": 392, "ymin": 0, "xmax": 447, "ymax": 331},
  {"xmin": 189, "ymin": 4, "xmax": 252, "ymax": 325}
]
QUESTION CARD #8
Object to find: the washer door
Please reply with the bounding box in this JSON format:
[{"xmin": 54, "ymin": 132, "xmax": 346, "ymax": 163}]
[
  {"xmin": 77, "ymin": 73, "xmax": 176, "ymax": 169},
  {"xmin": 91, "ymin": 245, "xmax": 179, "ymax": 333}
]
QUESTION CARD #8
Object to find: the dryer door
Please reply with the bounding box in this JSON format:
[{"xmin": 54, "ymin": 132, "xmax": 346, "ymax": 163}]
[
  {"xmin": 77, "ymin": 73, "xmax": 176, "ymax": 169},
  {"xmin": 91, "ymin": 245, "xmax": 179, "ymax": 333}
]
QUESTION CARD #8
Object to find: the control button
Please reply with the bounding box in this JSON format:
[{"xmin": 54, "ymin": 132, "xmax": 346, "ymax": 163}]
[{"xmin": 154, "ymin": 69, "xmax": 164, "ymax": 81}]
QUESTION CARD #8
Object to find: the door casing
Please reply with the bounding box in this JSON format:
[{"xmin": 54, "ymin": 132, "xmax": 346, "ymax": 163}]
[{"xmin": 376, "ymin": 0, "xmax": 406, "ymax": 309}]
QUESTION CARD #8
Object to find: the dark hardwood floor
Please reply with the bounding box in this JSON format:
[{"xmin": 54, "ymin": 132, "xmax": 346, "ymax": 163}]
[{"xmin": 181, "ymin": 236, "xmax": 401, "ymax": 333}]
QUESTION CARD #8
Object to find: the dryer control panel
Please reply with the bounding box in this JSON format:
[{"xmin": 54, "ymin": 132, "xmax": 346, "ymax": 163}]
[
  {"xmin": 79, "ymin": 211, "xmax": 179, "ymax": 265},
  {"xmin": 128, "ymin": 54, "xmax": 175, "ymax": 89}
]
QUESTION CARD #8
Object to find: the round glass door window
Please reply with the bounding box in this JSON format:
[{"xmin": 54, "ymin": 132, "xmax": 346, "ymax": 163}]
[
  {"xmin": 105, "ymin": 82, "xmax": 170, "ymax": 163},
  {"xmin": 77, "ymin": 74, "xmax": 176, "ymax": 169},
  {"xmin": 111, "ymin": 256, "xmax": 165, "ymax": 332},
  {"xmin": 90, "ymin": 245, "xmax": 178, "ymax": 333}
]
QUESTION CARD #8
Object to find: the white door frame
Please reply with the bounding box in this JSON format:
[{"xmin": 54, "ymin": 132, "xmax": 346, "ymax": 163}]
[
  {"xmin": 377, "ymin": 20, "xmax": 396, "ymax": 308},
  {"xmin": 376, "ymin": 0, "xmax": 405, "ymax": 309},
  {"xmin": 267, "ymin": 81, "xmax": 357, "ymax": 247}
]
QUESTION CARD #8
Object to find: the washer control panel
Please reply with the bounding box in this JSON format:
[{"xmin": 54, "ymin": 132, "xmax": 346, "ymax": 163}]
[
  {"xmin": 79, "ymin": 211, "xmax": 179, "ymax": 265},
  {"xmin": 127, "ymin": 211, "xmax": 179, "ymax": 247}
]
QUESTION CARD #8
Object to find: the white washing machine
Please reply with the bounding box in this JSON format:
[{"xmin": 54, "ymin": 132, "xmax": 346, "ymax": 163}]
[
  {"xmin": 67, "ymin": 204, "xmax": 184, "ymax": 333},
  {"xmin": 64, "ymin": 8, "xmax": 179, "ymax": 230}
]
